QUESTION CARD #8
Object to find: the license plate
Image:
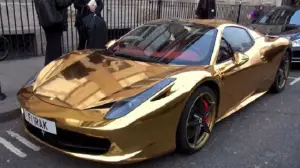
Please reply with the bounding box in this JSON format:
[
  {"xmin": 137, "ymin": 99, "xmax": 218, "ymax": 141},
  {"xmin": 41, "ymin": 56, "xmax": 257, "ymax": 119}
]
[{"xmin": 24, "ymin": 109, "xmax": 57, "ymax": 135}]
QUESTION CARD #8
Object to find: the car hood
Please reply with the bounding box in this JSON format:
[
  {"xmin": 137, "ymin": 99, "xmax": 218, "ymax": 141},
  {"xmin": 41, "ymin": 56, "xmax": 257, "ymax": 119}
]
[
  {"xmin": 251, "ymin": 24, "xmax": 300, "ymax": 40},
  {"xmin": 31, "ymin": 50, "xmax": 203, "ymax": 110}
]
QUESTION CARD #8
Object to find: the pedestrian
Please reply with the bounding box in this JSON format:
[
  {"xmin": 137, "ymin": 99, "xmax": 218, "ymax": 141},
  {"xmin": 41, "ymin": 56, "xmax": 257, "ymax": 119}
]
[
  {"xmin": 74, "ymin": 0, "xmax": 105, "ymax": 50},
  {"xmin": 247, "ymin": 5, "xmax": 264, "ymax": 22},
  {"xmin": 34, "ymin": 0, "xmax": 74, "ymax": 66},
  {"xmin": 195, "ymin": 0, "xmax": 216, "ymax": 19}
]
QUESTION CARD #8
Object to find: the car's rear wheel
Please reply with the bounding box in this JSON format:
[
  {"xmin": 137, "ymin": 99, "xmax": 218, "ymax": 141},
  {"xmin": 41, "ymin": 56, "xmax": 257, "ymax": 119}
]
[
  {"xmin": 176, "ymin": 86, "xmax": 217, "ymax": 153},
  {"xmin": 270, "ymin": 51, "xmax": 291, "ymax": 93}
]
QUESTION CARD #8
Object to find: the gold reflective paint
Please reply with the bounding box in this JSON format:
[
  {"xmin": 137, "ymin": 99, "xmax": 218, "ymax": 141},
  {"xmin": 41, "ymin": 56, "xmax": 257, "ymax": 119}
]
[{"xmin": 17, "ymin": 19, "xmax": 291, "ymax": 164}]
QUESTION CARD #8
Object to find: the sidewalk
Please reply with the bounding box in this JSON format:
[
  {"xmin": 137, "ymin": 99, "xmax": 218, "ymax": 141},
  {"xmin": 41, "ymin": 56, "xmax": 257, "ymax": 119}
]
[{"xmin": 0, "ymin": 56, "xmax": 44, "ymax": 121}]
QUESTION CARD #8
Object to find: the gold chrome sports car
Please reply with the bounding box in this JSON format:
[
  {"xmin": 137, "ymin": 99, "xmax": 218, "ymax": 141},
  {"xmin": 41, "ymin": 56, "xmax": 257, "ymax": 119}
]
[{"xmin": 18, "ymin": 19, "xmax": 291, "ymax": 164}]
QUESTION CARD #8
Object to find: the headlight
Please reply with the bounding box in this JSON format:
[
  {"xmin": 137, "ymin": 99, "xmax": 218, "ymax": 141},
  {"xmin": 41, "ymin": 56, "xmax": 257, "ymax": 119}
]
[
  {"xmin": 104, "ymin": 78, "xmax": 176, "ymax": 120},
  {"xmin": 22, "ymin": 72, "xmax": 38, "ymax": 88},
  {"xmin": 292, "ymin": 39, "xmax": 300, "ymax": 47}
]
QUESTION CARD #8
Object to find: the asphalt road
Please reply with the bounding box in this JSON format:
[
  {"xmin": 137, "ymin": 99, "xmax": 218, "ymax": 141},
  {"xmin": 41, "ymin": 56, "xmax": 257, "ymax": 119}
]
[{"xmin": 1, "ymin": 69, "xmax": 300, "ymax": 168}]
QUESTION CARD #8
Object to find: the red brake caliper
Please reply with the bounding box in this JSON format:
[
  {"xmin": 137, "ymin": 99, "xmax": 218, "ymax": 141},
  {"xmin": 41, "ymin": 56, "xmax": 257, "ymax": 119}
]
[{"xmin": 202, "ymin": 100, "xmax": 210, "ymax": 124}]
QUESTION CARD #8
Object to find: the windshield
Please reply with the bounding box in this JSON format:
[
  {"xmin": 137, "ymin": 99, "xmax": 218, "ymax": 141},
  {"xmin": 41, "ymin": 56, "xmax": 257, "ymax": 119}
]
[{"xmin": 104, "ymin": 21, "xmax": 218, "ymax": 66}]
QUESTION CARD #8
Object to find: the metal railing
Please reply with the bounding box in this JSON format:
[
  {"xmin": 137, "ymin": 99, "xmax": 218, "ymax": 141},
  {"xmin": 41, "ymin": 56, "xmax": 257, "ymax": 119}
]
[{"xmin": 0, "ymin": 0, "xmax": 275, "ymax": 60}]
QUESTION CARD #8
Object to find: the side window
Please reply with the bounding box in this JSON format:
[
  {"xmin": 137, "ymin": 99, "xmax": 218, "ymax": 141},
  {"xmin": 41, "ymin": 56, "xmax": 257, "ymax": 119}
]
[
  {"xmin": 258, "ymin": 8, "xmax": 280, "ymax": 24},
  {"xmin": 223, "ymin": 27, "xmax": 254, "ymax": 53},
  {"xmin": 217, "ymin": 38, "xmax": 234, "ymax": 63},
  {"xmin": 275, "ymin": 9, "xmax": 293, "ymax": 25},
  {"xmin": 268, "ymin": 9, "xmax": 285, "ymax": 24}
]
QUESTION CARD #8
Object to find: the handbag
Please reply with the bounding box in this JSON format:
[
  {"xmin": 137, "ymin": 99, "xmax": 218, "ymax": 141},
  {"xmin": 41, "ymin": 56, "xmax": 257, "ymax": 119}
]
[
  {"xmin": 81, "ymin": 13, "xmax": 95, "ymax": 40},
  {"xmin": 82, "ymin": 13, "xmax": 108, "ymax": 49},
  {"xmin": 34, "ymin": 0, "xmax": 63, "ymax": 28}
]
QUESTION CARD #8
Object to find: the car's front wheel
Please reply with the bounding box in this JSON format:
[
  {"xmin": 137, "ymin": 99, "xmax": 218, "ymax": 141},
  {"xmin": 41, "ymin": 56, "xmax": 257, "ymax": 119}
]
[
  {"xmin": 270, "ymin": 51, "xmax": 291, "ymax": 93},
  {"xmin": 176, "ymin": 86, "xmax": 217, "ymax": 154}
]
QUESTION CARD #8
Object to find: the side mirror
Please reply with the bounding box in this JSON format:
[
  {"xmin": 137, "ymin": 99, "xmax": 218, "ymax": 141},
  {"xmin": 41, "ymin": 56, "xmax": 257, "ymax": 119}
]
[
  {"xmin": 106, "ymin": 39, "xmax": 117, "ymax": 48},
  {"xmin": 218, "ymin": 52, "xmax": 249, "ymax": 77},
  {"xmin": 232, "ymin": 52, "xmax": 249, "ymax": 66}
]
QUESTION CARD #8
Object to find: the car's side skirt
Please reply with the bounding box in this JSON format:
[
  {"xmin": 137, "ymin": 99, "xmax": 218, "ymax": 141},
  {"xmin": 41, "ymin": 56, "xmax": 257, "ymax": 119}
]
[{"xmin": 215, "ymin": 91, "xmax": 267, "ymax": 123}]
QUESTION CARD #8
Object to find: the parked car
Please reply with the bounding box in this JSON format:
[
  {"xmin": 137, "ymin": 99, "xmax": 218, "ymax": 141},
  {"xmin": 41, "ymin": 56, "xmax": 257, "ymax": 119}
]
[
  {"xmin": 251, "ymin": 5, "xmax": 300, "ymax": 63},
  {"xmin": 18, "ymin": 18, "xmax": 291, "ymax": 164}
]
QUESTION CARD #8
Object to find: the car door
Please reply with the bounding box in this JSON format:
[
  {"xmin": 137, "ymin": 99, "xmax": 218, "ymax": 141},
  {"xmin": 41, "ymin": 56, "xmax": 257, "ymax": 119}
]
[{"xmin": 214, "ymin": 26, "xmax": 267, "ymax": 117}]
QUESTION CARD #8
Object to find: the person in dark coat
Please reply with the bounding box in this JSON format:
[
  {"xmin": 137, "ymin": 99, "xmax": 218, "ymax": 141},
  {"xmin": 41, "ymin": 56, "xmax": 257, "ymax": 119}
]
[
  {"xmin": 37, "ymin": 0, "xmax": 74, "ymax": 66},
  {"xmin": 195, "ymin": 0, "xmax": 216, "ymax": 19},
  {"xmin": 74, "ymin": 0, "xmax": 104, "ymax": 50}
]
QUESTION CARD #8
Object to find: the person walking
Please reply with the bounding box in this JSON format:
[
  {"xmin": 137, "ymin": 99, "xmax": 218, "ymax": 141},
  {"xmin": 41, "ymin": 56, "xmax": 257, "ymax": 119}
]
[
  {"xmin": 34, "ymin": 0, "xmax": 74, "ymax": 66},
  {"xmin": 195, "ymin": 0, "xmax": 216, "ymax": 19},
  {"xmin": 74, "ymin": 0, "xmax": 104, "ymax": 50},
  {"xmin": 247, "ymin": 5, "xmax": 264, "ymax": 22}
]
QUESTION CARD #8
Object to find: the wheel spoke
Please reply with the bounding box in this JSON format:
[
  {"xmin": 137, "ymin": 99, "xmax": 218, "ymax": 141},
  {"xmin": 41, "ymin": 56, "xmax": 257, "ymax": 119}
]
[
  {"xmin": 201, "ymin": 122, "xmax": 211, "ymax": 134},
  {"xmin": 188, "ymin": 120, "xmax": 201, "ymax": 127},
  {"xmin": 278, "ymin": 69, "xmax": 284, "ymax": 77},
  {"xmin": 194, "ymin": 114, "xmax": 201, "ymax": 119},
  {"xmin": 202, "ymin": 104, "xmax": 214, "ymax": 117},
  {"xmin": 193, "ymin": 125, "xmax": 201, "ymax": 147}
]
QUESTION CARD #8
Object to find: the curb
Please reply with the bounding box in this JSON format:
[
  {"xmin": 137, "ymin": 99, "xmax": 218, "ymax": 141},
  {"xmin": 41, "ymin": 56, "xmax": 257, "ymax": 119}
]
[{"xmin": 0, "ymin": 108, "xmax": 21, "ymax": 122}]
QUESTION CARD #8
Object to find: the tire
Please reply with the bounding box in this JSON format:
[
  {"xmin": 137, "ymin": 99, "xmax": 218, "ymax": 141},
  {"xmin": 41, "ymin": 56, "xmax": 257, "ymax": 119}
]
[
  {"xmin": 176, "ymin": 86, "xmax": 217, "ymax": 154},
  {"xmin": 0, "ymin": 36, "xmax": 9, "ymax": 61},
  {"xmin": 269, "ymin": 51, "xmax": 291, "ymax": 93}
]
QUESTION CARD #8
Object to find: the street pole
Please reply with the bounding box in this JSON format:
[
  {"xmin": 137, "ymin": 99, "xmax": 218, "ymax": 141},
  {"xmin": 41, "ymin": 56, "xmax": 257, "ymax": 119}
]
[
  {"xmin": 0, "ymin": 82, "xmax": 6, "ymax": 101},
  {"xmin": 236, "ymin": 0, "xmax": 242, "ymax": 23},
  {"xmin": 157, "ymin": 0, "xmax": 162, "ymax": 19}
]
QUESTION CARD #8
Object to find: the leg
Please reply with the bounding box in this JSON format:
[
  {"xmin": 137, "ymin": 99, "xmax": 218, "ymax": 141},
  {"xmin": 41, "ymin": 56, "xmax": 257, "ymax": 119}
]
[
  {"xmin": 77, "ymin": 26, "xmax": 87, "ymax": 50},
  {"xmin": 44, "ymin": 31, "xmax": 63, "ymax": 66}
]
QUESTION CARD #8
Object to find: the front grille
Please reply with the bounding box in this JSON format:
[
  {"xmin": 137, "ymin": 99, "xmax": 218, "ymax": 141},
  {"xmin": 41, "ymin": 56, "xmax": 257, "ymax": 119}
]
[
  {"xmin": 25, "ymin": 121, "xmax": 111, "ymax": 155},
  {"xmin": 292, "ymin": 50, "xmax": 300, "ymax": 58}
]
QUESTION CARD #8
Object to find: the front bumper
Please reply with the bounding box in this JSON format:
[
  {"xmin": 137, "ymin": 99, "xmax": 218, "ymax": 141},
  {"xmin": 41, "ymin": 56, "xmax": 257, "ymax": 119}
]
[
  {"xmin": 18, "ymin": 89, "xmax": 186, "ymax": 164},
  {"xmin": 23, "ymin": 123, "xmax": 141, "ymax": 163}
]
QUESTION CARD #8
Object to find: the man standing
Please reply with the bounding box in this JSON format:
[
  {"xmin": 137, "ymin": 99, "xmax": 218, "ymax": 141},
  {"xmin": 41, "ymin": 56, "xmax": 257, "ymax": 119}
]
[
  {"xmin": 74, "ymin": 0, "xmax": 104, "ymax": 50},
  {"xmin": 34, "ymin": 0, "xmax": 74, "ymax": 66},
  {"xmin": 195, "ymin": 0, "xmax": 216, "ymax": 19}
]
